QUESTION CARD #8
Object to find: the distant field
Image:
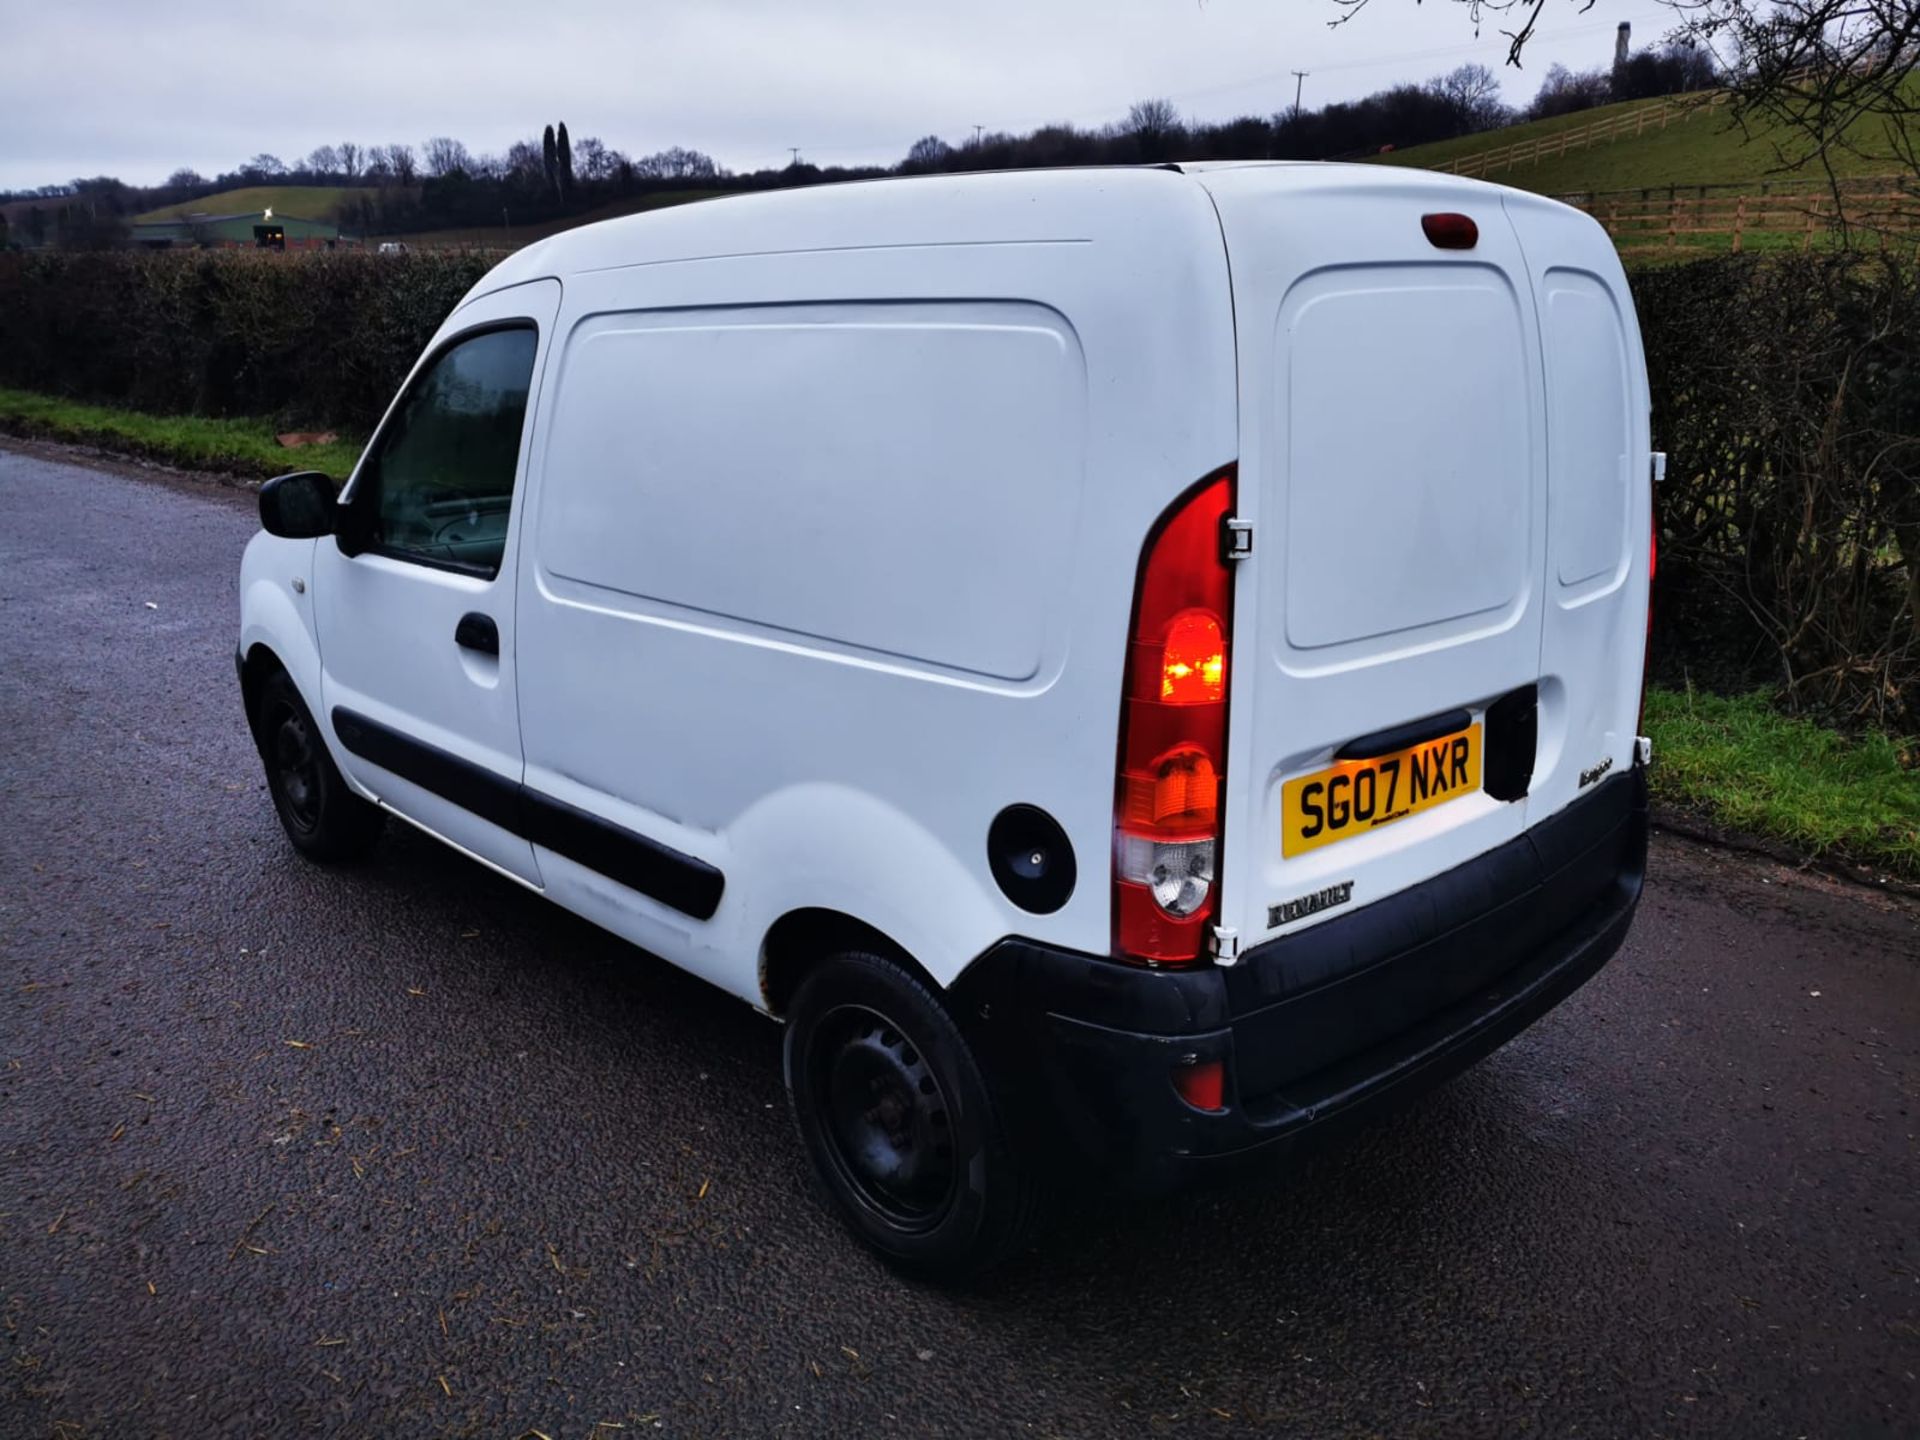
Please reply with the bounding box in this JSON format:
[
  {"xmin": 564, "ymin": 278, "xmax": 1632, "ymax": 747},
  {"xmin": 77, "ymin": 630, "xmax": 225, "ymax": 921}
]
[
  {"xmin": 1375, "ymin": 89, "xmax": 1920, "ymax": 196},
  {"xmin": 397, "ymin": 189, "xmax": 716, "ymax": 248},
  {"xmin": 135, "ymin": 185, "xmax": 359, "ymax": 223}
]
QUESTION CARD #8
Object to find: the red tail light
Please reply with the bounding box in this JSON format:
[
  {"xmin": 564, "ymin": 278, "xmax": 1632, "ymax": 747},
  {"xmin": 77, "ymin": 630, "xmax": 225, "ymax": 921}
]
[{"xmin": 1114, "ymin": 469, "xmax": 1235, "ymax": 965}]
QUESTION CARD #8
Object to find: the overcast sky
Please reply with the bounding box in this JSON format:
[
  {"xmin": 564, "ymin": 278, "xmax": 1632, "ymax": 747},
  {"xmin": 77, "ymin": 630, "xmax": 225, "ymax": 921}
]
[{"xmin": 0, "ymin": 0, "xmax": 1682, "ymax": 191}]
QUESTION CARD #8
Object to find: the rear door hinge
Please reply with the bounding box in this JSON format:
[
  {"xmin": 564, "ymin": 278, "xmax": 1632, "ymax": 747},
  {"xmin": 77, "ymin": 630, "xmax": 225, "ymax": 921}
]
[
  {"xmin": 1651, "ymin": 451, "xmax": 1667, "ymax": 485},
  {"xmin": 1221, "ymin": 517, "xmax": 1253, "ymax": 563},
  {"xmin": 1211, "ymin": 925, "xmax": 1241, "ymax": 966}
]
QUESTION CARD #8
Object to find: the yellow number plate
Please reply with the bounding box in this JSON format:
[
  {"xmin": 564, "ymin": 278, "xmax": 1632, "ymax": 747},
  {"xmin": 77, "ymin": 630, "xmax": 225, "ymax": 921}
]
[{"xmin": 1281, "ymin": 724, "xmax": 1482, "ymax": 858}]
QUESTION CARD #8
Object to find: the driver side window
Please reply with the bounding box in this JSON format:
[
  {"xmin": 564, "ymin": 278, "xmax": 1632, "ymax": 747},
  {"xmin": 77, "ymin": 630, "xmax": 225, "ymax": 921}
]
[{"xmin": 358, "ymin": 325, "xmax": 538, "ymax": 577}]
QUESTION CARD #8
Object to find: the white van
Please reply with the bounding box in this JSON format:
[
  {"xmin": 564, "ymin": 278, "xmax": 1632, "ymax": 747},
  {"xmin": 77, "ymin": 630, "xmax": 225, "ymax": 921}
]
[{"xmin": 239, "ymin": 164, "xmax": 1653, "ymax": 1277}]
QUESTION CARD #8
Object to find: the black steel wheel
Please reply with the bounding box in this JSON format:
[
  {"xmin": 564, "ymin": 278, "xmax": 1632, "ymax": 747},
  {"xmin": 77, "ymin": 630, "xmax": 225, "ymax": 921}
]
[
  {"xmin": 812, "ymin": 1003, "xmax": 959, "ymax": 1230},
  {"xmin": 266, "ymin": 697, "xmax": 323, "ymax": 834},
  {"xmin": 785, "ymin": 950, "xmax": 1042, "ymax": 1280},
  {"xmin": 253, "ymin": 667, "xmax": 384, "ymax": 863}
]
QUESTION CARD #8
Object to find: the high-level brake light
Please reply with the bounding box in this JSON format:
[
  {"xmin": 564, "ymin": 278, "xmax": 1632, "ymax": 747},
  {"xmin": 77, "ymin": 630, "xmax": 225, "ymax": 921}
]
[{"xmin": 1421, "ymin": 212, "xmax": 1479, "ymax": 249}]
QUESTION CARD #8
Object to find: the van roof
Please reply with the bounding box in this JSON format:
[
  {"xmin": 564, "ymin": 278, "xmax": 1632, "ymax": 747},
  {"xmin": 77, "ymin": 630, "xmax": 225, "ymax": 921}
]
[{"xmin": 467, "ymin": 162, "xmax": 1524, "ymax": 299}]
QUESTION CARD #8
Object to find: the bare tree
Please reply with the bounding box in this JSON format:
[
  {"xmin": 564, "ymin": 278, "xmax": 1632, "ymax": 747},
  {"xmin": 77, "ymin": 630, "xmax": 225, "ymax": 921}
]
[
  {"xmin": 904, "ymin": 134, "xmax": 954, "ymax": 171},
  {"xmin": 384, "ymin": 143, "xmax": 417, "ymax": 185},
  {"xmin": 506, "ymin": 138, "xmax": 546, "ymax": 184},
  {"xmin": 1326, "ymin": 0, "xmax": 1586, "ymax": 68},
  {"xmin": 1429, "ymin": 61, "xmax": 1508, "ymax": 130},
  {"xmin": 1527, "ymin": 60, "xmax": 1615, "ymax": 118},
  {"xmin": 573, "ymin": 135, "xmax": 611, "ymax": 181},
  {"xmin": 305, "ymin": 144, "xmax": 340, "ymax": 178},
  {"xmin": 1125, "ymin": 97, "xmax": 1184, "ymax": 162},
  {"xmin": 635, "ymin": 147, "xmax": 721, "ymax": 181},
  {"xmin": 337, "ymin": 141, "xmax": 362, "ymax": 180},
  {"xmin": 244, "ymin": 152, "xmax": 287, "ymax": 179},
  {"xmin": 1127, "ymin": 97, "xmax": 1181, "ymax": 139},
  {"xmin": 421, "ymin": 136, "xmax": 471, "ymax": 178}
]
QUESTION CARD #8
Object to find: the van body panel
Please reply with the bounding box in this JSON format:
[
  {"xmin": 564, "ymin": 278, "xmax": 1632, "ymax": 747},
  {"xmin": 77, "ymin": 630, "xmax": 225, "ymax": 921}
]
[
  {"xmin": 1196, "ymin": 167, "xmax": 1555, "ymax": 949},
  {"xmin": 1500, "ymin": 190, "xmax": 1653, "ymax": 830},
  {"xmin": 312, "ymin": 277, "xmax": 563, "ymax": 886},
  {"xmin": 1277, "ymin": 264, "xmax": 1534, "ymax": 654},
  {"xmin": 537, "ymin": 300, "xmax": 1084, "ymax": 683},
  {"xmin": 507, "ymin": 170, "xmax": 1239, "ymax": 998}
]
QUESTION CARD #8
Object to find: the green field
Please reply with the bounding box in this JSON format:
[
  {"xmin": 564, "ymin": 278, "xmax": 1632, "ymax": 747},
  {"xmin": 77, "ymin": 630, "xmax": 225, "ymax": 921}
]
[
  {"xmin": 135, "ymin": 185, "xmax": 359, "ymax": 223},
  {"xmin": 396, "ymin": 188, "xmax": 715, "ymax": 248},
  {"xmin": 1375, "ymin": 90, "xmax": 1920, "ymax": 196},
  {"xmin": 131, "ymin": 184, "xmax": 706, "ymax": 245}
]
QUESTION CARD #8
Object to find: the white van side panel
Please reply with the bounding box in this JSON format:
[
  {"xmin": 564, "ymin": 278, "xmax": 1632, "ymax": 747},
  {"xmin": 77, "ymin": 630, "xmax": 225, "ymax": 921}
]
[
  {"xmin": 538, "ymin": 302, "xmax": 1084, "ymax": 683},
  {"xmin": 509, "ymin": 171, "xmax": 1239, "ymax": 1003}
]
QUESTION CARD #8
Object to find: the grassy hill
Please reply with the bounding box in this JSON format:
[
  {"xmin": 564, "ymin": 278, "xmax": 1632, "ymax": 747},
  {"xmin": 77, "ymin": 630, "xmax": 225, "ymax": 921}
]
[
  {"xmin": 135, "ymin": 185, "xmax": 358, "ymax": 223},
  {"xmin": 1375, "ymin": 91, "xmax": 1918, "ymax": 196}
]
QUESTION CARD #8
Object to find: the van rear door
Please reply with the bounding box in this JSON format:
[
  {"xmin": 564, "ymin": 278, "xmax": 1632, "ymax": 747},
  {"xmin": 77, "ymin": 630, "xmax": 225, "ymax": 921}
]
[
  {"xmin": 1195, "ymin": 166, "xmax": 1553, "ymax": 949},
  {"xmin": 1500, "ymin": 190, "xmax": 1654, "ymax": 829}
]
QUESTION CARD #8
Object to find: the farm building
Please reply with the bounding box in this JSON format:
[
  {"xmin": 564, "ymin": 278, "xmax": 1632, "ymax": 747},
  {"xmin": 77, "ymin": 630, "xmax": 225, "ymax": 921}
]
[{"xmin": 130, "ymin": 209, "xmax": 345, "ymax": 250}]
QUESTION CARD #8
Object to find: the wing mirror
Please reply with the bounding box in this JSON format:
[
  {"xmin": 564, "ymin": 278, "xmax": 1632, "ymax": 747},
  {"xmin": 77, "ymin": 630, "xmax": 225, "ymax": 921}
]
[{"xmin": 258, "ymin": 471, "xmax": 338, "ymax": 540}]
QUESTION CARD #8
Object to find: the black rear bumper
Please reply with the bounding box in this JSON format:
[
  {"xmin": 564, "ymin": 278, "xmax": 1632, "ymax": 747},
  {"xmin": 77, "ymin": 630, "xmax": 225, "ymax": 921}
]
[{"xmin": 952, "ymin": 766, "xmax": 1648, "ymax": 1191}]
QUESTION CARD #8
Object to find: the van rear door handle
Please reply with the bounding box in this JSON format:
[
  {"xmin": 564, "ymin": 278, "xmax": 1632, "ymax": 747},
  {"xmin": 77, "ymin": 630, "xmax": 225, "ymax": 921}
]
[{"xmin": 454, "ymin": 612, "xmax": 499, "ymax": 656}]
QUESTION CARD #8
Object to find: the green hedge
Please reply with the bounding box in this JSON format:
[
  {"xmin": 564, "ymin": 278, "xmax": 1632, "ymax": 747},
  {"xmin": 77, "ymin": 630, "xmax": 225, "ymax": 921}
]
[
  {"xmin": 0, "ymin": 248, "xmax": 496, "ymax": 432},
  {"xmin": 1634, "ymin": 254, "xmax": 1918, "ymax": 730}
]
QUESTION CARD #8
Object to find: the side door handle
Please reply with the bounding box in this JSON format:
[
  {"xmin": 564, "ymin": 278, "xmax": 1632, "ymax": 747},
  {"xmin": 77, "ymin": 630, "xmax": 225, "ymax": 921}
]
[{"xmin": 454, "ymin": 612, "xmax": 499, "ymax": 656}]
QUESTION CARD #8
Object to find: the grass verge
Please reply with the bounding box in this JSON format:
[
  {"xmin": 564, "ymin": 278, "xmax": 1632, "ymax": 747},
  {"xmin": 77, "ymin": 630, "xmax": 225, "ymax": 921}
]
[
  {"xmin": 0, "ymin": 388, "xmax": 363, "ymax": 482},
  {"xmin": 1644, "ymin": 685, "xmax": 1920, "ymax": 879}
]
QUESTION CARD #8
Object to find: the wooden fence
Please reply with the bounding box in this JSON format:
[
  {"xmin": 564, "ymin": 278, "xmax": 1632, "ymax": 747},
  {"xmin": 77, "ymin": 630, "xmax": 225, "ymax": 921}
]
[
  {"xmin": 1433, "ymin": 95, "xmax": 1715, "ymax": 178},
  {"xmin": 1558, "ymin": 176, "xmax": 1920, "ymax": 254}
]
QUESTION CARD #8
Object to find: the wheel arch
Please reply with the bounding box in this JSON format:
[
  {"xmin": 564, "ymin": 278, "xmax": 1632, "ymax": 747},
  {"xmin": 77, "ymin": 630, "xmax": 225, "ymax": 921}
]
[
  {"xmin": 237, "ymin": 641, "xmax": 288, "ymax": 752},
  {"xmin": 759, "ymin": 908, "xmax": 943, "ymax": 1019},
  {"xmin": 237, "ymin": 538, "xmax": 338, "ymax": 770}
]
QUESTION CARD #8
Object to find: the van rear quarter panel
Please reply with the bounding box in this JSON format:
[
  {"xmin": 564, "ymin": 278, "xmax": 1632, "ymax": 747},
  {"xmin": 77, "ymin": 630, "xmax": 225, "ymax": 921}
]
[{"xmin": 510, "ymin": 174, "xmax": 1237, "ymax": 1002}]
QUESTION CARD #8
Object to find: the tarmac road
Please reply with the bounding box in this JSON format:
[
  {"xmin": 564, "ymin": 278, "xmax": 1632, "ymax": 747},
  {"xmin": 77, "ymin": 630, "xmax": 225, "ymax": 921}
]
[{"xmin": 2, "ymin": 442, "xmax": 1916, "ymax": 1439}]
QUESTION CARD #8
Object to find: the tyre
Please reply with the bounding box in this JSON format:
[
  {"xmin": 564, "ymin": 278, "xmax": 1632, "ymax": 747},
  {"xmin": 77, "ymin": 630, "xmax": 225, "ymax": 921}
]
[
  {"xmin": 784, "ymin": 949, "xmax": 1042, "ymax": 1280},
  {"xmin": 253, "ymin": 668, "xmax": 384, "ymax": 862}
]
